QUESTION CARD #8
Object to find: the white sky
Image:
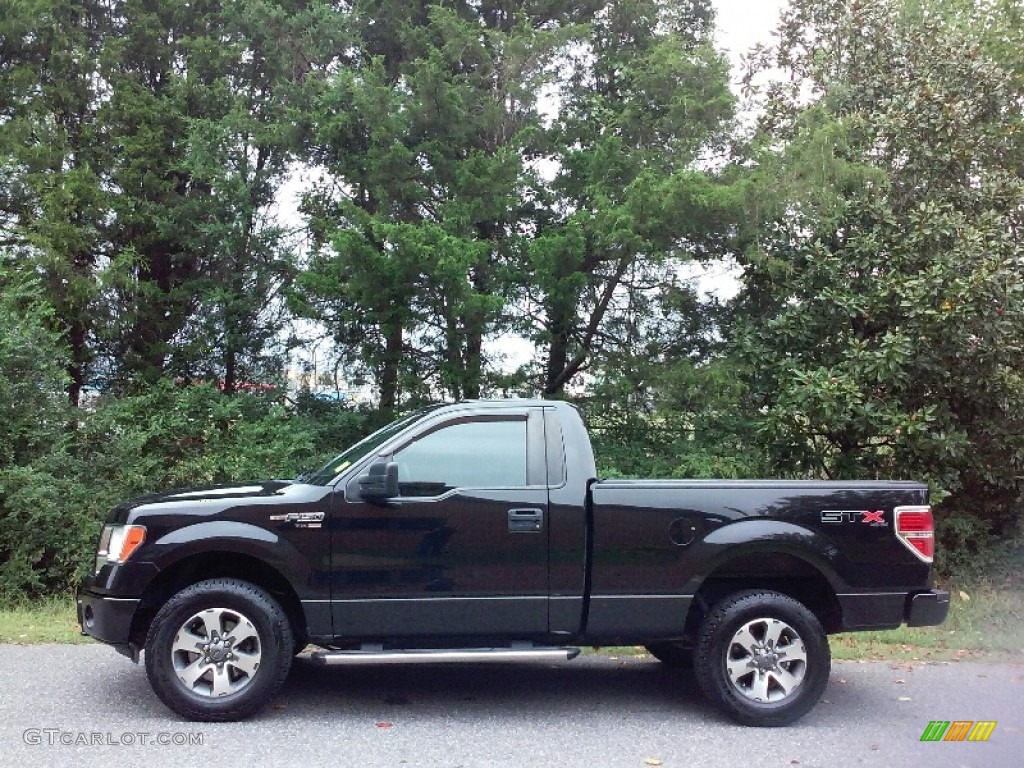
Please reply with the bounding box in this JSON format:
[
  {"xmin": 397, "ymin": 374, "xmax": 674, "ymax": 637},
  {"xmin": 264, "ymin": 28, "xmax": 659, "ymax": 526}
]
[{"xmin": 714, "ymin": 0, "xmax": 788, "ymax": 76}]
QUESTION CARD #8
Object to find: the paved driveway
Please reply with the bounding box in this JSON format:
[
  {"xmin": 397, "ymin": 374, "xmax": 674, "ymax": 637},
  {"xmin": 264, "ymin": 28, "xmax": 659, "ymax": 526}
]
[{"xmin": 0, "ymin": 644, "xmax": 1020, "ymax": 767}]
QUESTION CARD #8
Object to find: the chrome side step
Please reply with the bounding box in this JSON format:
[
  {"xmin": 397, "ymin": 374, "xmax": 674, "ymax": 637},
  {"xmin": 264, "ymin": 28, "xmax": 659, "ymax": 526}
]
[{"xmin": 309, "ymin": 645, "xmax": 581, "ymax": 666}]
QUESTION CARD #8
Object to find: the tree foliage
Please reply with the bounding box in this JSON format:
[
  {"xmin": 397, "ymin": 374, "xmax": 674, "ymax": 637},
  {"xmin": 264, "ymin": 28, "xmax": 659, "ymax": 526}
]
[
  {"xmin": 0, "ymin": 0, "xmax": 335, "ymax": 399},
  {"xmin": 292, "ymin": 0, "xmax": 735, "ymax": 403},
  {"xmin": 2, "ymin": 0, "xmax": 1024, "ymax": 595},
  {"xmin": 734, "ymin": 0, "xmax": 1024, "ymax": 568}
]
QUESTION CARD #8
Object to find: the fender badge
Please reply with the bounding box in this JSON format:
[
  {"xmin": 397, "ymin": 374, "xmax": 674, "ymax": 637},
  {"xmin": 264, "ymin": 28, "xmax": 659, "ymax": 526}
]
[
  {"xmin": 269, "ymin": 511, "xmax": 325, "ymax": 528},
  {"xmin": 821, "ymin": 510, "xmax": 888, "ymax": 527}
]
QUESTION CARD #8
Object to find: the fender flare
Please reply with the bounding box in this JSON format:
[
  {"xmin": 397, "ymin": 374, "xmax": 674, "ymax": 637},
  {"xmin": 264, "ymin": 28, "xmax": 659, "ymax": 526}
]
[
  {"xmin": 686, "ymin": 519, "xmax": 846, "ymax": 595},
  {"xmin": 145, "ymin": 521, "xmax": 312, "ymax": 596}
]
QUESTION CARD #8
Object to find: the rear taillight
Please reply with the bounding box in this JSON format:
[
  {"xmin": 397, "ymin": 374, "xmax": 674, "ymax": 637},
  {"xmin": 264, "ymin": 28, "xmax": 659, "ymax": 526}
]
[{"xmin": 895, "ymin": 506, "xmax": 934, "ymax": 562}]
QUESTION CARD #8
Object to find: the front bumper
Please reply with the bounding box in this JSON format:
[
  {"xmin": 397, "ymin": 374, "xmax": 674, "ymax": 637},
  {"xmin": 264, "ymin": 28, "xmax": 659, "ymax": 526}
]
[
  {"xmin": 905, "ymin": 589, "xmax": 951, "ymax": 627},
  {"xmin": 78, "ymin": 591, "xmax": 139, "ymax": 648}
]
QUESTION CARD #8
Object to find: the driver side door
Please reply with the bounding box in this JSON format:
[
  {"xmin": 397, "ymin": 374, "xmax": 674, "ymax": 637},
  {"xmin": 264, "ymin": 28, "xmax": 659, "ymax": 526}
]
[{"xmin": 330, "ymin": 408, "xmax": 550, "ymax": 640}]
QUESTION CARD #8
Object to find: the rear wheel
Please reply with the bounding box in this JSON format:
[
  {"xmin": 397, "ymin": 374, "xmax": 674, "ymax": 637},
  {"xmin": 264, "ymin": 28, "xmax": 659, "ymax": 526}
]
[
  {"xmin": 695, "ymin": 590, "xmax": 830, "ymax": 727},
  {"xmin": 145, "ymin": 578, "xmax": 294, "ymax": 721}
]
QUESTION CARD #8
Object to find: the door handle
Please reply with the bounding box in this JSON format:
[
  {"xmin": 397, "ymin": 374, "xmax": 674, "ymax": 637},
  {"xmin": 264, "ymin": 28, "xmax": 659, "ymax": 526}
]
[{"xmin": 507, "ymin": 508, "xmax": 544, "ymax": 533}]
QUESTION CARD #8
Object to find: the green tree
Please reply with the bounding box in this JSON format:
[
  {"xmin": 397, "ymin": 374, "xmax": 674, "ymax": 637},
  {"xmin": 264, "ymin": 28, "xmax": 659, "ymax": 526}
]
[
  {"xmin": 99, "ymin": 0, "xmax": 332, "ymax": 388},
  {"xmin": 529, "ymin": 0, "xmax": 734, "ymax": 396},
  {"xmin": 295, "ymin": 1, "xmax": 574, "ymax": 406},
  {"xmin": 2, "ymin": 1, "xmax": 332, "ymax": 396},
  {"xmin": 735, "ymin": 0, "xmax": 1024, "ymax": 564},
  {"xmin": 0, "ymin": 259, "xmax": 69, "ymax": 466},
  {"xmin": 296, "ymin": 0, "xmax": 735, "ymax": 405},
  {"xmin": 0, "ymin": 0, "xmax": 110, "ymax": 405}
]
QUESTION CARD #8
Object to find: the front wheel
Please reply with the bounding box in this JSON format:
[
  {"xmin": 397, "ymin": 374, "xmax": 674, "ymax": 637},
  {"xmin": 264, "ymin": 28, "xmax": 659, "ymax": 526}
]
[
  {"xmin": 144, "ymin": 578, "xmax": 294, "ymax": 721},
  {"xmin": 695, "ymin": 590, "xmax": 830, "ymax": 727}
]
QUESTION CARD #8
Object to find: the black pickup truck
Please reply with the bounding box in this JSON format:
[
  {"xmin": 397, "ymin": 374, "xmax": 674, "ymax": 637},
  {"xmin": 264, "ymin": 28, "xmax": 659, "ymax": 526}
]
[{"xmin": 79, "ymin": 399, "xmax": 948, "ymax": 726}]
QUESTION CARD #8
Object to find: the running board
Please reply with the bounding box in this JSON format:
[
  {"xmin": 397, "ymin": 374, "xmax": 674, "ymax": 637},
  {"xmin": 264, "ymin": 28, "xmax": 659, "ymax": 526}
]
[{"xmin": 309, "ymin": 645, "xmax": 581, "ymax": 666}]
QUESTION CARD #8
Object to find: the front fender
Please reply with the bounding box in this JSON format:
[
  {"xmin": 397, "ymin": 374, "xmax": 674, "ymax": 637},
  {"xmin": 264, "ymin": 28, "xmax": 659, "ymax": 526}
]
[{"xmin": 144, "ymin": 520, "xmax": 313, "ymax": 595}]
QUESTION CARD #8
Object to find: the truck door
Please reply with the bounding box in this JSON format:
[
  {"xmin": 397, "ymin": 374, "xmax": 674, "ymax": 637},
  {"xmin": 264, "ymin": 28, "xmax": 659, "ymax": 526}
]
[{"xmin": 330, "ymin": 408, "xmax": 550, "ymax": 639}]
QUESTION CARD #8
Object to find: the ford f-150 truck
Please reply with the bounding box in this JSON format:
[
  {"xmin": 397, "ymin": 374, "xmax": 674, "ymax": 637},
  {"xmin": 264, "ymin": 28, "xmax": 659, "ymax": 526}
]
[{"xmin": 78, "ymin": 399, "xmax": 949, "ymax": 726}]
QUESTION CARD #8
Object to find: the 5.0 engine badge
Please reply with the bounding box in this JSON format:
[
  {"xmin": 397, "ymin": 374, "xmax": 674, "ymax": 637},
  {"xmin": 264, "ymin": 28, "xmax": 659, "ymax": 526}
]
[{"xmin": 268, "ymin": 511, "xmax": 325, "ymax": 528}]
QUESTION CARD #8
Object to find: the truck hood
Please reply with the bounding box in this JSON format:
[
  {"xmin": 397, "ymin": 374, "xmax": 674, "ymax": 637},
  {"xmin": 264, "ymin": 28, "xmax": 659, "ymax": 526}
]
[{"xmin": 105, "ymin": 480, "xmax": 298, "ymax": 524}]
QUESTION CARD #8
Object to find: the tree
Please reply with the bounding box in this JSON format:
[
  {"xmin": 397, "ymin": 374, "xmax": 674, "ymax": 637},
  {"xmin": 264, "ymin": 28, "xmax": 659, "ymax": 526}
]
[
  {"xmin": 294, "ymin": 1, "xmax": 575, "ymax": 407},
  {"xmin": 295, "ymin": 0, "xmax": 735, "ymax": 405},
  {"xmin": 161, "ymin": 0, "xmax": 346, "ymax": 392},
  {"xmin": 0, "ymin": 0, "xmax": 110, "ymax": 405},
  {"xmin": 99, "ymin": 0, "xmax": 332, "ymax": 388},
  {"xmin": 1, "ymin": 1, "xmax": 338, "ymax": 394},
  {"xmin": 527, "ymin": 0, "xmax": 734, "ymax": 396},
  {"xmin": 0, "ymin": 258, "xmax": 69, "ymax": 466},
  {"xmin": 734, "ymin": 0, "xmax": 1024, "ymax": 560}
]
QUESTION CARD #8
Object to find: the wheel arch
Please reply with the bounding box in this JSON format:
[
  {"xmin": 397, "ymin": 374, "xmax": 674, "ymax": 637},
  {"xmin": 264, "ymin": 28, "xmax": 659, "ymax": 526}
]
[
  {"xmin": 129, "ymin": 551, "xmax": 308, "ymax": 649},
  {"xmin": 683, "ymin": 545, "xmax": 844, "ymax": 642}
]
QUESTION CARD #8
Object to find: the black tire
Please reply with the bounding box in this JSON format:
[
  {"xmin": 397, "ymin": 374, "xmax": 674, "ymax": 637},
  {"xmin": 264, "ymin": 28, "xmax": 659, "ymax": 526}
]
[
  {"xmin": 695, "ymin": 590, "xmax": 830, "ymax": 727},
  {"xmin": 145, "ymin": 578, "xmax": 294, "ymax": 722},
  {"xmin": 645, "ymin": 642, "xmax": 693, "ymax": 669}
]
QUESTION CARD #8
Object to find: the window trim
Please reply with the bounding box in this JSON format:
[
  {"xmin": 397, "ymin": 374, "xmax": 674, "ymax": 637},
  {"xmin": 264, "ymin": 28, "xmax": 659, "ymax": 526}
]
[
  {"xmin": 386, "ymin": 413, "xmax": 538, "ymax": 499},
  {"xmin": 341, "ymin": 407, "xmax": 549, "ymax": 502},
  {"xmin": 543, "ymin": 408, "xmax": 567, "ymax": 489}
]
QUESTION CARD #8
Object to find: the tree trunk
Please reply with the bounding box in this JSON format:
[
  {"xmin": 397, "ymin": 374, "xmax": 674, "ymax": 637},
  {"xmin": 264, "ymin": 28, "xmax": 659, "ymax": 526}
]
[
  {"xmin": 379, "ymin": 318, "xmax": 403, "ymax": 413},
  {"xmin": 543, "ymin": 313, "xmax": 571, "ymax": 397},
  {"xmin": 66, "ymin": 316, "xmax": 88, "ymax": 408}
]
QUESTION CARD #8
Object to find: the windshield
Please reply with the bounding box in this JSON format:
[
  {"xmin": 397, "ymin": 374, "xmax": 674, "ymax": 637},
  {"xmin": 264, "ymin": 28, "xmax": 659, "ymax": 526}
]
[{"xmin": 300, "ymin": 406, "xmax": 442, "ymax": 485}]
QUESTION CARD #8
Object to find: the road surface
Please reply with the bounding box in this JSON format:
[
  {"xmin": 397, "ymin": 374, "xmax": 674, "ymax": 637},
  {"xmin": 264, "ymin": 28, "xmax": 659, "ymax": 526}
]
[{"xmin": 0, "ymin": 644, "xmax": 1020, "ymax": 768}]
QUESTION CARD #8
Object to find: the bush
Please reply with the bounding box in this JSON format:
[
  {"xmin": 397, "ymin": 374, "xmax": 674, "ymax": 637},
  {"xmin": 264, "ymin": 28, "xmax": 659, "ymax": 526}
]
[{"xmin": 0, "ymin": 380, "xmax": 379, "ymax": 598}]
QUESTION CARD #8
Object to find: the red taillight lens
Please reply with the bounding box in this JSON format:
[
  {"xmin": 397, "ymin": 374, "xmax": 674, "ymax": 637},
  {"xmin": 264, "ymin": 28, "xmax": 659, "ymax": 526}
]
[{"xmin": 895, "ymin": 506, "xmax": 934, "ymax": 562}]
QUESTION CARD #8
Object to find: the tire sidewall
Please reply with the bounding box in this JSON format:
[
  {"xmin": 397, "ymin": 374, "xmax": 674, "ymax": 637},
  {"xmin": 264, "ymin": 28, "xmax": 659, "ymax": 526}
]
[
  {"xmin": 145, "ymin": 579, "xmax": 293, "ymax": 721},
  {"xmin": 697, "ymin": 591, "xmax": 830, "ymax": 727}
]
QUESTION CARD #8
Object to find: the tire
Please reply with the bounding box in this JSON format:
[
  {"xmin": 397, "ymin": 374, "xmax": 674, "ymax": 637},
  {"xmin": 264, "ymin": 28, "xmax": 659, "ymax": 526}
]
[
  {"xmin": 645, "ymin": 642, "xmax": 693, "ymax": 669},
  {"xmin": 695, "ymin": 590, "xmax": 830, "ymax": 727},
  {"xmin": 144, "ymin": 578, "xmax": 294, "ymax": 722}
]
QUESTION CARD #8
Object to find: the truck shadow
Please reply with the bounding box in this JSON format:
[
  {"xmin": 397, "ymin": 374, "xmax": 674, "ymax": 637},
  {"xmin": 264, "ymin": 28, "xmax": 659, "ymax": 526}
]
[
  {"xmin": 273, "ymin": 655, "xmax": 707, "ymax": 720},
  {"xmin": 103, "ymin": 652, "xmax": 871, "ymax": 728}
]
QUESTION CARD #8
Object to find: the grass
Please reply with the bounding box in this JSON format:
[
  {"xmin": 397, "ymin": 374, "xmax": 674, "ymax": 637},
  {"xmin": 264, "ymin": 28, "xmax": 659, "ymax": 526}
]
[
  {"xmin": 0, "ymin": 595, "xmax": 91, "ymax": 644},
  {"xmin": 828, "ymin": 586, "xmax": 1024, "ymax": 662},
  {"xmin": 2, "ymin": 589, "xmax": 1022, "ymax": 664}
]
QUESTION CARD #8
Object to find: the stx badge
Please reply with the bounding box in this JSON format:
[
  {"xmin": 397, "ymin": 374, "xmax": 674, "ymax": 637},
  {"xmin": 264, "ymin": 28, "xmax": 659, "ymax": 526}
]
[{"xmin": 820, "ymin": 510, "xmax": 888, "ymax": 527}]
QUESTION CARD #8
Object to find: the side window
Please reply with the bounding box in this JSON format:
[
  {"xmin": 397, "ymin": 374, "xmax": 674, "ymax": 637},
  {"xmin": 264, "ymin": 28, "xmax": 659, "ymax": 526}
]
[{"xmin": 393, "ymin": 419, "xmax": 528, "ymax": 497}]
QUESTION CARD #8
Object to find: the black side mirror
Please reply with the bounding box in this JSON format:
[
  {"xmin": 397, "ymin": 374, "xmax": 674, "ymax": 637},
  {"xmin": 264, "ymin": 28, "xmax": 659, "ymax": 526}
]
[{"xmin": 358, "ymin": 461, "xmax": 399, "ymax": 501}]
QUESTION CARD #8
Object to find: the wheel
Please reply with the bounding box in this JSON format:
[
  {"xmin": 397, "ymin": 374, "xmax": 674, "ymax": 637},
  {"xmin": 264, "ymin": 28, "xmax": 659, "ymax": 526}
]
[
  {"xmin": 144, "ymin": 578, "xmax": 294, "ymax": 721},
  {"xmin": 645, "ymin": 642, "xmax": 693, "ymax": 669},
  {"xmin": 695, "ymin": 590, "xmax": 830, "ymax": 727}
]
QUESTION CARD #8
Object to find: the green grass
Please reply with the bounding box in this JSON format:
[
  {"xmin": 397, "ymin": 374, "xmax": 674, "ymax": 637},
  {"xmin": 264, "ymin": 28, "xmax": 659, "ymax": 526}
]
[
  {"xmin": 0, "ymin": 596, "xmax": 92, "ymax": 644},
  {"xmin": 828, "ymin": 587, "xmax": 1024, "ymax": 662},
  {"xmin": 2, "ymin": 589, "xmax": 1022, "ymax": 663},
  {"xmin": 589, "ymin": 589, "xmax": 1024, "ymax": 664}
]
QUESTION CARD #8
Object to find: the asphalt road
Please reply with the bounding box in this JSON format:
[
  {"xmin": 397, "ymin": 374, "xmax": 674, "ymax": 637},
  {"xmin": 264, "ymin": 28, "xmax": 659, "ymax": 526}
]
[{"xmin": 0, "ymin": 644, "xmax": 1020, "ymax": 768}]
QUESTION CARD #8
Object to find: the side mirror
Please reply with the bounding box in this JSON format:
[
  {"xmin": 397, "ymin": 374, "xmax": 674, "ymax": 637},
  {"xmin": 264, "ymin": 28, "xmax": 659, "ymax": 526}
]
[{"xmin": 358, "ymin": 461, "xmax": 399, "ymax": 501}]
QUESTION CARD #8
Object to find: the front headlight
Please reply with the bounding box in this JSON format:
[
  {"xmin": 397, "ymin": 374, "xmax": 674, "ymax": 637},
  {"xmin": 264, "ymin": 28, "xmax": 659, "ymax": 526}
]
[{"xmin": 95, "ymin": 524, "xmax": 146, "ymax": 573}]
